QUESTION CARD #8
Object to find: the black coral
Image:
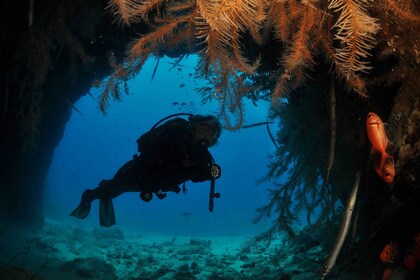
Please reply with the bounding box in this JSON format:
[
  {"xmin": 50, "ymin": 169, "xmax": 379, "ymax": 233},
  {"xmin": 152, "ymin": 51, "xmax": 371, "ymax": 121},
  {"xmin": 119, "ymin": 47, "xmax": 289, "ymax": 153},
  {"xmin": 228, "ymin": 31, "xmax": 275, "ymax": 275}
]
[
  {"xmin": 328, "ymin": 0, "xmax": 379, "ymax": 96},
  {"xmin": 100, "ymin": 0, "xmax": 418, "ymax": 111}
]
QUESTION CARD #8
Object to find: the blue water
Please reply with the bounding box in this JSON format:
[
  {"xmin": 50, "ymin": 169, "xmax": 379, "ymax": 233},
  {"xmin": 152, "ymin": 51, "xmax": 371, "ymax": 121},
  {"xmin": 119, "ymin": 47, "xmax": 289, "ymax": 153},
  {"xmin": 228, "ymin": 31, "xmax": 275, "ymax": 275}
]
[{"xmin": 45, "ymin": 55, "xmax": 276, "ymax": 237}]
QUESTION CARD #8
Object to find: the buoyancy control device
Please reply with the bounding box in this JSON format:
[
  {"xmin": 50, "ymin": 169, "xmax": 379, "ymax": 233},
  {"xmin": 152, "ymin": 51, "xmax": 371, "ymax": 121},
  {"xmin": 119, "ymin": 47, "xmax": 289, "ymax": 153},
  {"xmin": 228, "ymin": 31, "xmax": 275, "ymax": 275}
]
[{"xmin": 137, "ymin": 113, "xmax": 221, "ymax": 212}]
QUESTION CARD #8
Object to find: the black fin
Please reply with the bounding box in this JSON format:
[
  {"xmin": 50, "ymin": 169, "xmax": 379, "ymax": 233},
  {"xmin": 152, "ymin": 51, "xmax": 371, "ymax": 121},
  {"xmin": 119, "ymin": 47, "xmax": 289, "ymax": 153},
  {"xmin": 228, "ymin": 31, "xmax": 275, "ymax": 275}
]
[
  {"xmin": 70, "ymin": 189, "xmax": 95, "ymax": 219},
  {"xmin": 70, "ymin": 200, "xmax": 91, "ymax": 219},
  {"xmin": 99, "ymin": 199, "xmax": 116, "ymax": 227}
]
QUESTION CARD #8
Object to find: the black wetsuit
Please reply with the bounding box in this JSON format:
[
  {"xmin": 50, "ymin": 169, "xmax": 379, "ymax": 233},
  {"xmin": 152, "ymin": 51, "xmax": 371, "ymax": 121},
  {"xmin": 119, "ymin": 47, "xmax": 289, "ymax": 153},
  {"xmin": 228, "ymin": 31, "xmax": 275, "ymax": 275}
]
[{"xmin": 89, "ymin": 118, "xmax": 215, "ymax": 200}]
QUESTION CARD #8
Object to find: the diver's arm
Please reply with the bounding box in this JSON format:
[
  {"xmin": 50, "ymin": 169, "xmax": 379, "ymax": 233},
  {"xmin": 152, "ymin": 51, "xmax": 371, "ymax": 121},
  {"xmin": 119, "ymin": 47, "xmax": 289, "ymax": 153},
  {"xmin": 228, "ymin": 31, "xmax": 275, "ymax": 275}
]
[{"xmin": 189, "ymin": 149, "xmax": 214, "ymax": 182}]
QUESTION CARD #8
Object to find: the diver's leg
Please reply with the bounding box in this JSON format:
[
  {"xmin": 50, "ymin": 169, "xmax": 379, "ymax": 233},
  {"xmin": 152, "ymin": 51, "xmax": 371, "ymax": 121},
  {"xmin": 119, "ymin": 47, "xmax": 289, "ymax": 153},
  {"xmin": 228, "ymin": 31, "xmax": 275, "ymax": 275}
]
[
  {"xmin": 72, "ymin": 158, "xmax": 144, "ymax": 225},
  {"xmin": 94, "ymin": 174, "xmax": 143, "ymax": 227},
  {"xmin": 99, "ymin": 198, "xmax": 116, "ymax": 227},
  {"xmin": 110, "ymin": 157, "xmax": 148, "ymax": 195},
  {"xmin": 96, "ymin": 179, "xmax": 123, "ymax": 199},
  {"xmin": 70, "ymin": 189, "xmax": 97, "ymax": 219},
  {"xmin": 113, "ymin": 159, "xmax": 137, "ymax": 179},
  {"xmin": 70, "ymin": 178, "xmax": 116, "ymax": 221},
  {"xmin": 93, "ymin": 179, "xmax": 118, "ymax": 227},
  {"xmin": 113, "ymin": 158, "xmax": 145, "ymax": 189},
  {"xmin": 95, "ymin": 167, "xmax": 145, "ymax": 227}
]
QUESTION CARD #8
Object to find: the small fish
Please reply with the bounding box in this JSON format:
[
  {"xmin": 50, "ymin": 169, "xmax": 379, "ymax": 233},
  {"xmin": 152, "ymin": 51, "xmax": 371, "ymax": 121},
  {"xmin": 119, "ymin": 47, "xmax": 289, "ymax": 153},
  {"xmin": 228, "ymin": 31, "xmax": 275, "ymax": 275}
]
[
  {"xmin": 168, "ymin": 53, "xmax": 186, "ymax": 71},
  {"xmin": 372, "ymin": 155, "xmax": 395, "ymax": 184},
  {"xmin": 366, "ymin": 112, "xmax": 394, "ymax": 183},
  {"xmin": 366, "ymin": 112, "xmax": 392, "ymax": 160},
  {"xmin": 380, "ymin": 242, "xmax": 398, "ymax": 264},
  {"xmin": 179, "ymin": 212, "xmax": 194, "ymax": 217},
  {"xmin": 151, "ymin": 58, "xmax": 160, "ymax": 81},
  {"xmin": 179, "ymin": 83, "xmax": 185, "ymax": 88}
]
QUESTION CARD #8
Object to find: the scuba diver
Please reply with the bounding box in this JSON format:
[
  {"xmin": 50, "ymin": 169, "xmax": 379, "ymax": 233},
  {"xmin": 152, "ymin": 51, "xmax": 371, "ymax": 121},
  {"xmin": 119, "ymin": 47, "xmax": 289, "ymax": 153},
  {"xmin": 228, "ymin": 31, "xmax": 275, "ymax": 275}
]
[{"xmin": 70, "ymin": 114, "xmax": 222, "ymax": 227}]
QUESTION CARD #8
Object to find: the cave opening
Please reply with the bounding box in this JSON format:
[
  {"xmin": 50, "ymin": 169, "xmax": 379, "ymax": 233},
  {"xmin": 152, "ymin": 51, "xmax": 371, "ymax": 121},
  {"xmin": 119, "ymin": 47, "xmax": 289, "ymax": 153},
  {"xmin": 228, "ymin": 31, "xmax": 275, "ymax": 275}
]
[{"xmin": 44, "ymin": 55, "xmax": 275, "ymax": 236}]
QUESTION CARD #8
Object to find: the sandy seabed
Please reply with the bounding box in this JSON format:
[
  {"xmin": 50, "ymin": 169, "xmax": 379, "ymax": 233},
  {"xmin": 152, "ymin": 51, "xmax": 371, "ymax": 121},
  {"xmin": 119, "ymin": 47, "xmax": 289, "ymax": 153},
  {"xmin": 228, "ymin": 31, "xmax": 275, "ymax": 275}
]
[{"xmin": 0, "ymin": 218, "xmax": 335, "ymax": 280}]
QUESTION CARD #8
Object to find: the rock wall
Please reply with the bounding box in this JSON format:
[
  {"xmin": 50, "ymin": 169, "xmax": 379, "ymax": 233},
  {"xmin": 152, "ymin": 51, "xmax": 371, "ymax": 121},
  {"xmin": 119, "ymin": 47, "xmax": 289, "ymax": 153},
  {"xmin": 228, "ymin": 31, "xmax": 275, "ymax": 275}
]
[{"xmin": 0, "ymin": 0, "xmax": 138, "ymax": 226}]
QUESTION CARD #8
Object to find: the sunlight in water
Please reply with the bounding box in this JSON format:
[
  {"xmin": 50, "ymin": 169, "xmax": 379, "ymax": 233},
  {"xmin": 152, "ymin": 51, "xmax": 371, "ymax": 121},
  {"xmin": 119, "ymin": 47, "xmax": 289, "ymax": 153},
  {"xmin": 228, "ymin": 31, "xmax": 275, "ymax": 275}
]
[{"xmin": 46, "ymin": 55, "xmax": 275, "ymax": 237}]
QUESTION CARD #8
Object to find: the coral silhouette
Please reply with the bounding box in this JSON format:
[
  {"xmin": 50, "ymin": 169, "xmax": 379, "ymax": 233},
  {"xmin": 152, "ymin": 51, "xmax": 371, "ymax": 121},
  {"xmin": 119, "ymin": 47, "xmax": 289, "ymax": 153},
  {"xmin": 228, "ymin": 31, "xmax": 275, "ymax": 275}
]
[{"xmin": 252, "ymin": 79, "xmax": 361, "ymax": 240}]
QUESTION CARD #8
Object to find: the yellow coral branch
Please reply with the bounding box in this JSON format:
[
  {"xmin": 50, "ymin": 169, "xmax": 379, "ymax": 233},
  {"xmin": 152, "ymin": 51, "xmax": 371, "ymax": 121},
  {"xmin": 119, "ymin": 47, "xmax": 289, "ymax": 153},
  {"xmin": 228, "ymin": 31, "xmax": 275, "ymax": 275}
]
[
  {"xmin": 328, "ymin": 0, "xmax": 380, "ymax": 95},
  {"xmin": 129, "ymin": 15, "xmax": 192, "ymax": 57},
  {"xmin": 269, "ymin": 0, "xmax": 290, "ymax": 42},
  {"xmin": 272, "ymin": 2, "xmax": 319, "ymax": 99},
  {"xmin": 385, "ymin": 0, "xmax": 420, "ymax": 22}
]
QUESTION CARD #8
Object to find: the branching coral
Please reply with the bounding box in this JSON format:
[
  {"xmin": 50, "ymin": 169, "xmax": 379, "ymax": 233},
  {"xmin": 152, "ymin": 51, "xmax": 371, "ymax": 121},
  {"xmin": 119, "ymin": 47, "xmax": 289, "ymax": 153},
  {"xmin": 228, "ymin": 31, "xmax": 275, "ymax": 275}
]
[
  {"xmin": 253, "ymin": 84, "xmax": 334, "ymax": 239},
  {"xmin": 97, "ymin": 0, "xmax": 420, "ymax": 119},
  {"xmin": 252, "ymin": 75, "xmax": 366, "ymax": 240},
  {"xmin": 101, "ymin": 0, "xmax": 264, "ymax": 127}
]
